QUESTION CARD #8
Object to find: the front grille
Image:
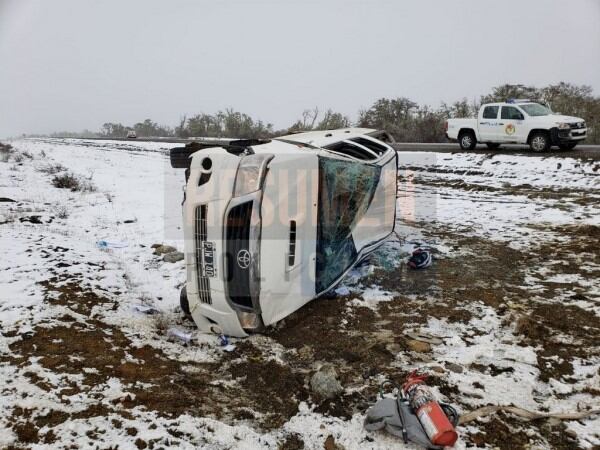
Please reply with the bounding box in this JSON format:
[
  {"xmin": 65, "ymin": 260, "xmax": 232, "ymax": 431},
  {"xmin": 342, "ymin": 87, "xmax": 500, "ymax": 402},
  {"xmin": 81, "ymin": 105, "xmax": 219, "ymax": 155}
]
[
  {"xmin": 225, "ymin": 201, "xmax": 253, "ymax": 309},
  {"xmin": 569, "ymin": 122, "xmax": 585, "ymax": 129},
  {"xmin": 194, "ymin": 205, "xmax": 212, "ymax": 304}
]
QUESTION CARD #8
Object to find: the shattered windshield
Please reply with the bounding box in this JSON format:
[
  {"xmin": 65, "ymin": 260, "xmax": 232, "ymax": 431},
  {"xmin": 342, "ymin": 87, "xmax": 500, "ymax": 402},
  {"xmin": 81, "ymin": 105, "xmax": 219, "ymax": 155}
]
[
  {"xmin": 316, "ymin": 157, "xmax": 381, "ymax": 293},
  {"xmin": 519, "ymin": 103, "xmax": 552, "ymax": 116}
]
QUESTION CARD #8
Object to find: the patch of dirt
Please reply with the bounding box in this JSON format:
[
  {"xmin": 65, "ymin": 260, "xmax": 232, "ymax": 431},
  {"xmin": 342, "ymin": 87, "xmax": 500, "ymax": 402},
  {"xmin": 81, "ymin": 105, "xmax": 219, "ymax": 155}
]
[
  {"xmin": 514, "ymin": 304, "xmax": 600, "ymax": 383},
  {"xmin": 278, "ymin": 433, "xmax": 305, "ymax": 450},
  {"xmin": 407, "ymin": 173, "xmax": 600, "ymax": 207},
  {"xmin": 466, "ymin": 412, "xmax": 580, "ymax": 450},
  {"xmin": 514, "ymin": 223, "xmax": 600, "ymax": 383},
  {"xmin": 229, "ymin": 358, "xmax": 308, "ymax": 429}
]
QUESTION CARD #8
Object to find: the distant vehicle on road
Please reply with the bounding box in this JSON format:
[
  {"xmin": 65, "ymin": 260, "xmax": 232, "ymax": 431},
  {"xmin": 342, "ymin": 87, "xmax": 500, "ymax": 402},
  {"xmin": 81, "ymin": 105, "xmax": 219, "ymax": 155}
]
[
  {"xmin": 126, "ymin": 131, "xmax": 137, "ymax": 139},
  {"xmin": 445, "ymin": 100, "xmax": 587, "ymax": 152}
]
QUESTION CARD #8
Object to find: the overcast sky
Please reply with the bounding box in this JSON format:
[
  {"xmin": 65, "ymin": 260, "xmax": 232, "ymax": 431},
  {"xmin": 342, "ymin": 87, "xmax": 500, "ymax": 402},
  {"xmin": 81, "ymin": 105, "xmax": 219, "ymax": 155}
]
[{"xmin": 1, "ymin": 0, "xmax": 599, "ymax": 137}]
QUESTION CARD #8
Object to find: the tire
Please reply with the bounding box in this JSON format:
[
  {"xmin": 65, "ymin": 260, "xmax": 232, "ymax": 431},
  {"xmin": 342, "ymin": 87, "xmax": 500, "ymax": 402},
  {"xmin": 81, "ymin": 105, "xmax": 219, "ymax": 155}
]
[
  {"xmin": 459, "ymin": 131, "xmax": 477, "ymax": 150},
  {"xmin": 170, "ymin": 146, "xmax": 200, "ymax": 169},
  {"xmin": 558, "ymin": 142, "xmax": 577, "ymax": 151},
  {"xmin": 180, "ymin": 285, "xmax": 191, "ymax": 316},
  {"xmin": 486, "ymin": 143, "xmax": 501, "ymax": 150},
  {"xmin": 529, "ymin": 132, "xmax": 550, "ymax": 152}
]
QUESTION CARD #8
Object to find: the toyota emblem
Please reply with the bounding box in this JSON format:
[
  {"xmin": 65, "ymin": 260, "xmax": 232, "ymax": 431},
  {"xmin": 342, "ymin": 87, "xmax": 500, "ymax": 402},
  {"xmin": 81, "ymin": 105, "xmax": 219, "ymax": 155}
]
[{"xmin": 237, "ymin": 250, "xmax": 251, "ymax": 269}]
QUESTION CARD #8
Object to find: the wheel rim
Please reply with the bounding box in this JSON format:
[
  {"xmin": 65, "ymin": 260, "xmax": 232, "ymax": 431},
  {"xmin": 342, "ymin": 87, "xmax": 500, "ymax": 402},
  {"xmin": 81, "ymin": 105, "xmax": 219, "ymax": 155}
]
[
  {"xmin": 462, "ymin": 136, "xmax": 472, "ymax": 148},
  {"xmin": 532, "ymin": 136, "xmax": 546, "ymax": 151}
]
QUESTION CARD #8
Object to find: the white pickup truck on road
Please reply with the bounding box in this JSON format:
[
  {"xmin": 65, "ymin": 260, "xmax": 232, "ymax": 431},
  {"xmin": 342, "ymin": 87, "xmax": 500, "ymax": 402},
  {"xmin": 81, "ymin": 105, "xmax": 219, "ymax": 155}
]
[{"xmin": 445, "ymin": 100, "xmax": 587, "ymax": 152}]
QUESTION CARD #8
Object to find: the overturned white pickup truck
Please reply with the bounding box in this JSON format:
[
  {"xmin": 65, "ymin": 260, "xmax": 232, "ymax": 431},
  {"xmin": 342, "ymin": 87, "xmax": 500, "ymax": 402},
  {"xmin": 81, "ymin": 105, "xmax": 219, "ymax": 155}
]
[{"xmin": 170, "ymin": 129, "xmax": 398, "ymax": 337}]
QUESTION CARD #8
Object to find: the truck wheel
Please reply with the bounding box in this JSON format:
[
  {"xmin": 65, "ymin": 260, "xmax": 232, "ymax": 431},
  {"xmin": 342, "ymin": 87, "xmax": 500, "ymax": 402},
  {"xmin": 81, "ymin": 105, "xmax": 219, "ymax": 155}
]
[
  {"xmin": 558, "ymin": 142, "xmax": 577, "ymax": 151},
  {"xmin": 529, "ymin": 132, "xmax": 550, "ymax": 152},
  {"xmin": 486, "ymin": 143, "xmax": 501, "ymax": 150},
  {"xmin": 180, "ymin": 285, "xmax": 191, "ymax": 316},
  {"xmin": 459, "ymin": 131, "xmax": 476, "ymax": 150},
  {"xmin": 170, "ymin": 146, "xmax": 201, "ymax": 169}
]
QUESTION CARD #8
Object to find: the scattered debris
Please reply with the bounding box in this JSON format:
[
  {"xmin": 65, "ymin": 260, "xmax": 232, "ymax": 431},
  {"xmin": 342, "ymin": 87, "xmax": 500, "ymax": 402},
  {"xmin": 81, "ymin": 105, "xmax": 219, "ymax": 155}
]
[
  {"xmin": 334, "ymin": 286, "xmax": 351, "ymax": 296},
  {"xmin": 96, "ymin": 240, "xmax": 128, "ymax": 249},
  {"xmin": 310, "ymin": 364, "xmax": 343, "ymax": 399},
  {"xmin": 402, "ymin": 371, "xmax": 458, "ymax": 446},
  {"xmin": 407, "ymin": 248, "xmax": 433, "ymax": 269},
  {"xmin": 217, "ymin": 334, "xmax": 229, "ymax": 346},
  {"xmin": 166, "ymin": 327, "xmax": 193, "ymax": 344},
  {"xmin": 365, "ymin": 376, "xmax": 459, "ymax": 449},
  {"xmin": 366, "ymin": 397, "xmax": 442, "ymax": 448},
  {"xmin": 131, "ymin": 304, "xmax": 159, "ymax": 315}
]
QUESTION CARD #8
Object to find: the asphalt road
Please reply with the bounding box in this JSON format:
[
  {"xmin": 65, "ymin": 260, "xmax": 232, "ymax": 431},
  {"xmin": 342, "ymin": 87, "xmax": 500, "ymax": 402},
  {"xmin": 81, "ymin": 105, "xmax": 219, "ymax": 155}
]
[
  {"xmin": 393, "ymin": 142, "xmax": 600, "ymax": 160},
  {"xmin": 52, "ymin": 137, "xmax": 600, "ymax": 160}
]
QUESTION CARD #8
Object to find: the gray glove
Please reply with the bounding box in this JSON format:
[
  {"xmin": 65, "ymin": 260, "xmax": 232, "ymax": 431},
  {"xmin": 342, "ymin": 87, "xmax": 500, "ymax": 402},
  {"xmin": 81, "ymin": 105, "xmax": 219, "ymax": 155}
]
[{"xmin": 364, "ymin": 397, "xmax": 443, "ymax": 450}]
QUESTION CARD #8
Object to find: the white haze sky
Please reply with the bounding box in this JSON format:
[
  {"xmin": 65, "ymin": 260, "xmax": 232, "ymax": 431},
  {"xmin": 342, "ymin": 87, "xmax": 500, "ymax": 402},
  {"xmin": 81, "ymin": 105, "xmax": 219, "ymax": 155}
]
[{"xmin": 1, "ymin": 0, "xmax": 599, "ymax": 137}]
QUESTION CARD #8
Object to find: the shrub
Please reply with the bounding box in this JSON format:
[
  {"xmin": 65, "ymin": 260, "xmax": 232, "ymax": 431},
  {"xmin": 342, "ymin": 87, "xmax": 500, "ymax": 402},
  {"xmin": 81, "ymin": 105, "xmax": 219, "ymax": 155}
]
[
  {"xmin": 52, "ymin": 172, "xmax": 96, "ymax": 192},
  {"xmin": 56, "ymin": 205, "xmax": 69, "ymax": 219},
  {"xmin": 38, "ymin": 163, "xmax": 67, "ymax": 175},
  {"xmin": 52, "ymin": 173, "xmax": 80, "ymax": 190}
]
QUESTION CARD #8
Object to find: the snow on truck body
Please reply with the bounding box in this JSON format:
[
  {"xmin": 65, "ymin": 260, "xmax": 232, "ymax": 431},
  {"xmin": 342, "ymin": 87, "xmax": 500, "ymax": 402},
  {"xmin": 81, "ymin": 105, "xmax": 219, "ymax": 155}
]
[
  {"xmin": 446, "ymin": 100, "xmax": 587, "ymax": 152},
  {"xmin": 171, "ymin": 129, "xmax": 398, "ymax": 337}
]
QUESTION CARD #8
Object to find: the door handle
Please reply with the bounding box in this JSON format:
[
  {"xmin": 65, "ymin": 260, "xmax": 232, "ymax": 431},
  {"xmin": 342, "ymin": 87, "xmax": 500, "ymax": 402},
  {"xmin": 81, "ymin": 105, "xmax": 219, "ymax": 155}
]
[{"xmin": 499, "ymin": 123, "xmax": 504, "ymax": 125}]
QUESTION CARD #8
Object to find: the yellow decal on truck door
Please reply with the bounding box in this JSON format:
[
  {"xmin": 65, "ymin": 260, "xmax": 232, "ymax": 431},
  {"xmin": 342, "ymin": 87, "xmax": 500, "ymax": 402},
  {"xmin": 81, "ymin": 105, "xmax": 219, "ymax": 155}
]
[{"xmin": 505, "ymin": 124, "xmax": 516, "ymax": 135}]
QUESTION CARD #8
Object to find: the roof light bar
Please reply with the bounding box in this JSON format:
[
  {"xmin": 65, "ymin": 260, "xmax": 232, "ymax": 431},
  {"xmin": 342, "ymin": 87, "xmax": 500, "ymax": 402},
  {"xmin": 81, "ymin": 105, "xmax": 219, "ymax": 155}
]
[{"xmin": 507, "ymin": 98, "xmax": 531, "ymax": 104}]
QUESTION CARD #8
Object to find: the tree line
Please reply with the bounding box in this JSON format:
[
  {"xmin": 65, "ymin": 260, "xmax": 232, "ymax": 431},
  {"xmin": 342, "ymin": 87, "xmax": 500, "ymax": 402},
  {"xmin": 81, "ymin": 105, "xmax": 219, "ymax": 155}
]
[{"xmin": 68, "ymin": 82, "xmax": 600, "ymax": 144}]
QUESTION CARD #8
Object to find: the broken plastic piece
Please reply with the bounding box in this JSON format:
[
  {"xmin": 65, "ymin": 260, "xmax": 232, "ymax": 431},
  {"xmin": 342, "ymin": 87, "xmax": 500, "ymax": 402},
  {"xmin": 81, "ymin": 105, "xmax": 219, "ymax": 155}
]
[
  {"xmin": 217, "ymin": 334, "xmax": 229, "ymax": 346},
  {"xmin": 167, "ymin": 327, "xmax": 193, "ymax": 344},
  {"xmin": 96, "ymin": 240, "xmax": 128, "ymax": 249},
  {"xmin": 131, "ymin": 304, "xmax": 159, "ymax": 315}
]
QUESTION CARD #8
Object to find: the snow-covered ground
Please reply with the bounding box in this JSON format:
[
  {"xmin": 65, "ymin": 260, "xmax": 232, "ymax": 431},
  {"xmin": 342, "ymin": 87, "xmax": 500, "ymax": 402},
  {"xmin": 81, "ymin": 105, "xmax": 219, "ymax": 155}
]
[{"xmin": 1, "ymin": 139, "xmax": 599, "ymax": 449}]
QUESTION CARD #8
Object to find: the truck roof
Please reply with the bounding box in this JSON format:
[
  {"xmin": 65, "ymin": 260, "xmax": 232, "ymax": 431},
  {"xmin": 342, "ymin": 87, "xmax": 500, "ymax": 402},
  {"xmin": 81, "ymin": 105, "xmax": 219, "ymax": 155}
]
[
  {"xmin": 483, "ymin": 101, "xmax": 538, "ymax": 107},
  {"xmin": 278, "ymin": 128, "xmax": 378, "ymax": 147}
]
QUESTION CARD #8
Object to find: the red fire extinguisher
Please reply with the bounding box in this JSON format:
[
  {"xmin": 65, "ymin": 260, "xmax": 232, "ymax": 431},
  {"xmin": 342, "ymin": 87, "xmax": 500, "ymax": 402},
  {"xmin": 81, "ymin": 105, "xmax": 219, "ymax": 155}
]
[{"xmin": 402, "ymin": 371, "xmax": 458, "ymax": 447}]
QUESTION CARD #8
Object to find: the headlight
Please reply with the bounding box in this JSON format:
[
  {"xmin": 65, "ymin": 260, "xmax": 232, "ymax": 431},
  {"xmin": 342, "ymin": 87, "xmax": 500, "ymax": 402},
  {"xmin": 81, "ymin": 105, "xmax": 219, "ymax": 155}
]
[
  {"xmin": 556, "ymin": 122, "xmax": 570, "ymax": 130},
  {"xmin": 233, "ymin": 154, "xmax": 274, "ymax": 197}
]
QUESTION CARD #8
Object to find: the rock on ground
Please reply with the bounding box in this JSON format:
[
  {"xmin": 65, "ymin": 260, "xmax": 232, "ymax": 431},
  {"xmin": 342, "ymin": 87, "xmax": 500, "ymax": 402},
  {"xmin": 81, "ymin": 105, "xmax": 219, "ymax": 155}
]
[
  {"xmin": 153, "ymin": 245, "xmax": 177, "ymax": 255},
  {"xmin": 310, "ymin": 364, "xmax": 343, "ymax": 399},
  {"xmin": 406, "ymin": 339, "xmax": 432, "ymax": 353},
  {"xmin": 163, "ymin": 251, "xmax": 184, "ymax": 263}
]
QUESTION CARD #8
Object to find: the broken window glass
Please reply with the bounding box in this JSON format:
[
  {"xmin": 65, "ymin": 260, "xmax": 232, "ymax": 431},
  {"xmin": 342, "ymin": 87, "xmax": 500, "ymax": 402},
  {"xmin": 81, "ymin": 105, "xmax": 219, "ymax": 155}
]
[{"xmin": 316, "ymin": 157, "xmax": 381, "ymax": 293}]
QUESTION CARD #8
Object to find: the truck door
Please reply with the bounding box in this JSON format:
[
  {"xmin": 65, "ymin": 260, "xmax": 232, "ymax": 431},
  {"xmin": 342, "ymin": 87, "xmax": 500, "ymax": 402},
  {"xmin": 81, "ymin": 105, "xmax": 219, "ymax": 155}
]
[
  {"xmin": 478, "ymin": 105, "xmax": 501, "ymax": 141},
  {"xmin": 499, "ymin": 106, "xmax": 526, "ymax": 142}
]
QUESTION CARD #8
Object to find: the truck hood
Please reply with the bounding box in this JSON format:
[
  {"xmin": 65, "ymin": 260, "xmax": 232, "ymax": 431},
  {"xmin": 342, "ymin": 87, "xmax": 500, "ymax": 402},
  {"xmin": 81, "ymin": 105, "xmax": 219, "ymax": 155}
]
[{"xmin": 550, "ymin": 114, "xmax": 584, "ymax": 123}]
